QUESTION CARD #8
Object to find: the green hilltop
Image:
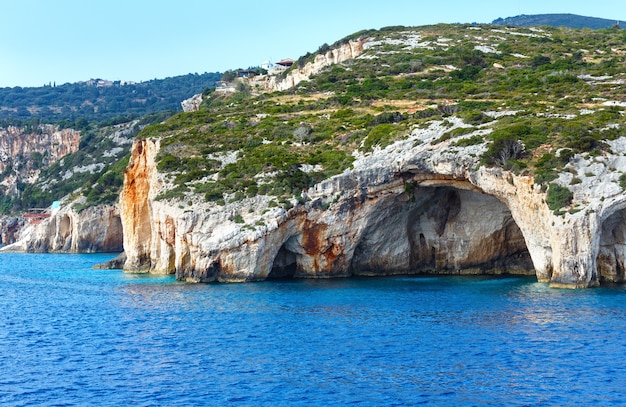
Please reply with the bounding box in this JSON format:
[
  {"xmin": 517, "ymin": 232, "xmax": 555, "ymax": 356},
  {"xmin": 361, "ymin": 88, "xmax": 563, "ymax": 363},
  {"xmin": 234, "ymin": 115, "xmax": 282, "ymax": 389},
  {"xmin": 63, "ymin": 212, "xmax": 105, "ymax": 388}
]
[
  {"xmin": 0, "ymin": 72, "xmax": 220, "ymax": 124},
  {"xmin": 137, "ymin": 23, "xmax": 626, "ymax": 212},
  {"xmin": 492, "ymin": 14, "xmax": 623, "ymax": 30},
  {"xmin": 2, "ymin": 22, "xmax": 626, "ymax": 216}
]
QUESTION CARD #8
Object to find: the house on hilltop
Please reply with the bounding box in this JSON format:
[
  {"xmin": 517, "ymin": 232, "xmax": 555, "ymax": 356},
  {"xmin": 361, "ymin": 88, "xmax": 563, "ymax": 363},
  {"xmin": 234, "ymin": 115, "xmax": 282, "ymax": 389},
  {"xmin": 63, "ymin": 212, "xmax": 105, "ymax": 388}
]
[
  {"xmin": 275, "ymin": 58, "xmax": 294, "ymax": 68},
  {"xmin": 267, "ymin": 58, "xmax": 295, "ymax": 75},
  {"xmin": 236, "ymin": 69, "xmax": 258, "ymax": 78}
]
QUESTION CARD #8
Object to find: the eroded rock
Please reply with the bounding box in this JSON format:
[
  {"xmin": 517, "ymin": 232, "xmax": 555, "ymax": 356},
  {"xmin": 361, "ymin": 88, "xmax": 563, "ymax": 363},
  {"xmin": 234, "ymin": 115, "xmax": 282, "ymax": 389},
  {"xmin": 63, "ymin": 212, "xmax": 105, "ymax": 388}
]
[
  {"xmin": 1, "ymin": 199, "xmax": 123, "ymax": 253},
  {"xmin": 118, "ymin": 121, "xmax": 626, "ymax": 288}
]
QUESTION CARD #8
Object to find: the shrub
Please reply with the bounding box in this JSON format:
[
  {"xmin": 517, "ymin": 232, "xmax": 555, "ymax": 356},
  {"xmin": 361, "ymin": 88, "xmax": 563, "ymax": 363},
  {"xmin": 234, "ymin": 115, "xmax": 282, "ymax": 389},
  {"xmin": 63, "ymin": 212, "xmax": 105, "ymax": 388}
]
[
  {"xmin": 531, "ymin": 55, "xmax": 551, "ymax": 68},
  {"xmin": 533, "ymin": 153, "xmax": 560, "ymax": 185},
  {"xmin": 459, "ymin": 110, "xmax": 493, "ymax": 125},
  {"xmin": 482, "ymin": 135, "xmax": 524, "ymax": 167},
  {"xmin": 546, "ymin": 183, "xmax": 573, "ymax": 212},
  {"xmin": 450, "ymin": 65, "xmax": 482, "ymax": 81},
  {"xmin": 565, "ymin": 135, "xmax": 597, "ymax": 153},
  {"xmin": 363, "ymin": 123, "xmax": 397, "ymax": 150},
  {"xmin": 620, "ymin": 173, "xmax": 626, "ymax": 190},
  {"xmin": 439, "ymin": 127, "xmax": 476, "ymax": 143},
  {"xmin": 369, "ymin": 111, "xmax": 404, "ymax": 126},
  {"xmin": 453, "ymin": 135, "xmax": 484, "ymax": 147}
]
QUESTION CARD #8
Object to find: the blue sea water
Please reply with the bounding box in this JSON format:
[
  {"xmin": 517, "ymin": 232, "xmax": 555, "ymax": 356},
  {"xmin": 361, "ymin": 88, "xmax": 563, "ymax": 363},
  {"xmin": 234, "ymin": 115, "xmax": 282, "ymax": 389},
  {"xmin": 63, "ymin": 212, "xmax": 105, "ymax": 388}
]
[{"xmin": 1, "ymin": 253, "xmax": 626, "ymax": 406}]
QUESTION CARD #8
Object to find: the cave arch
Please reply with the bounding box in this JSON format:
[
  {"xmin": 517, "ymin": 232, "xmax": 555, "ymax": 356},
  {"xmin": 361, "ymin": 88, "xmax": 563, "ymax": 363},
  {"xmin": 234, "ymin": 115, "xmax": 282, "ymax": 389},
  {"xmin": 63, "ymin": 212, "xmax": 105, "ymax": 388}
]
[
  {"xmin": 349, "ymin": 183, "xmax": 535, "ymax": 277},
  {"xmin": 597, "ymin": 207, "xmax": 626, "ymax": 283},
  {"xmin": 59, "ymin": 214, "xmax": 71, "ymax": 239},
  {"xmin": 268, "ymin": 235, "xmax": 300, "ymax": 279}
]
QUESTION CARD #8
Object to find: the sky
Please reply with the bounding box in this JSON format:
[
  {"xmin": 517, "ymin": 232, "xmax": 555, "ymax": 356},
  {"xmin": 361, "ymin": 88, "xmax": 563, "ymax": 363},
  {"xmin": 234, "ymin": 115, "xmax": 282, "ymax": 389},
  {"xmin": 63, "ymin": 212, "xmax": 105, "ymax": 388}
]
[{"xmin": 1, "ymin": 0, "xmax": 625, "ymax": 88}]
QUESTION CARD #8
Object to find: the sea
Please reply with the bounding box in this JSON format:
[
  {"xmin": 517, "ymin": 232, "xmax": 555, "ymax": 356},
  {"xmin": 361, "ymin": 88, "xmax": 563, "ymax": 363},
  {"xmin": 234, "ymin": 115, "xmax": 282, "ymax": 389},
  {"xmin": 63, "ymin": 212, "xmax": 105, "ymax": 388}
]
[{"xmin": 1, "ymin": 252, "xmax": 625, "ymax": 406}]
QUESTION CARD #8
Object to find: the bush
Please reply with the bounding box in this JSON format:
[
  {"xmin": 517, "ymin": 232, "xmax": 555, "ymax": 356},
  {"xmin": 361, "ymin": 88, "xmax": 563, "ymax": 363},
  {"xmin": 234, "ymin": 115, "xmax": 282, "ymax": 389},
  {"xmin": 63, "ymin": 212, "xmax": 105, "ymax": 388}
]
[
  {"xmin": 620, "ymin": 173, "xmax": 626, "ymax": 190},
  {"xmin": 363, "ymin": 123, "xmax": 397, "ymax": 150},
  {"xmin": 369, "ymin": 111, "xmax": 404, "ymax": 126},
  {"xmin": 453, "ymin": 135, "xmax": 484, "ymax": 147},
  {"xmin": 439, "ymin": 127, "xmax": 476, "ymax": 143},
  {"xmin": 459, "ymin": 110, "xmax": 493, "ymax": 125},
  {"xmin": 546, "ymin": 183, "xmax": 573, "ymax": 212},
  {"xmin": 482, "ymin": 135, "xmax": 524, "ymax": 167},
  {"xmin": 533, "ymin": 153, "xmax": 560, "ymax": 185}
]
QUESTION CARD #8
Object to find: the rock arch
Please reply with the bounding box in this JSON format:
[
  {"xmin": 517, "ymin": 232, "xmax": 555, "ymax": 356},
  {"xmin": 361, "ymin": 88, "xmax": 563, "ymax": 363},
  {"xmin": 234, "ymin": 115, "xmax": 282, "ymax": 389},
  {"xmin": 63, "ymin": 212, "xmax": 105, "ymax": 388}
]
[
  {"xmin": 348, "ymin": 183, "xmax": 534, "ymax": 277},
  {"xmin": 597, "ymin": 205, "xmax": 626, "ymax": 283},
  {"xmin": 269, "ymin": 236, "xmax": 300, "ymax": 279},
  {"xmin": 255, "ymin": 175, "xmax": 536, "ymax": 281}
]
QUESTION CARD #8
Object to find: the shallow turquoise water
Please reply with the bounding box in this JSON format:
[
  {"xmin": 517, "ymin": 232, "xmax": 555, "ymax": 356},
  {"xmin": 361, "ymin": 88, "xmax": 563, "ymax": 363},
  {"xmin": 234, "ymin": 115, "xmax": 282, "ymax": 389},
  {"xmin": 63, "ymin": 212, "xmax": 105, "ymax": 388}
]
[{"xmin": 1, "ymin": 253, "xmax": 625, "ymax": 405}]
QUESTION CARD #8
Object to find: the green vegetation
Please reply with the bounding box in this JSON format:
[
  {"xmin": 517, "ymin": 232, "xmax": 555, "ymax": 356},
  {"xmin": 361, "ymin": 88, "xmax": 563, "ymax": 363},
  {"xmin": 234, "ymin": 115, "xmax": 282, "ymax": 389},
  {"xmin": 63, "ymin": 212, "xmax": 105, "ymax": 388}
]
[
  {"xmin": 492, "ymin": 14, "xmax": 621, "ymax": 30},
  {"xmin": 137, "ymin": 24, "xmax": 626, "ymax": 204},
  {"xmin": 546, "ymin": 183, "xmax": 574, "ymax": 213},
  {"xmin": 5, "ymin": 23, "xmax": 622, "ymax": 212},
  {"xmin": 620, "ymin": 173, "xmax": 626, "ymax": 190},
  {"xmin": 0, "ymin": 72, "xmax": 220, "ymax": 123},
  {"xmin": 0, "ymin": 121, "xmax": 138, "ymax": 214}
]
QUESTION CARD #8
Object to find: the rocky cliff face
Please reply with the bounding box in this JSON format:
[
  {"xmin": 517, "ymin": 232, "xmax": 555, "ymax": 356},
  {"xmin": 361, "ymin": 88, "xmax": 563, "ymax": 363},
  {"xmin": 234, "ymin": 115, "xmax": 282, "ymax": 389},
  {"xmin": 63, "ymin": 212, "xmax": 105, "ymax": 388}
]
[
  {"xmin": 119, "ymin": 117, "xmax": 626, "ymax": 288},
  {"xmin": 181, "ymin": 94, "xmax": 203, "ymax": 113},
  {"xmin": 253, "ymin": 39, "xmax": 366, "ymax": 92},
  {"xmin": 0, "ymin": 125, "xmax": 80, "ymax": 196},
  {"xmin": 1, "ymin": 198, "xmax": 123, "ymax": 253},
  {"xmin": 0, "ymin": 216, "xmax": 25, "ymax": 245},
  {"xmin": 119, "ymin": 138, "xmax": 164, "ymax": 270}
]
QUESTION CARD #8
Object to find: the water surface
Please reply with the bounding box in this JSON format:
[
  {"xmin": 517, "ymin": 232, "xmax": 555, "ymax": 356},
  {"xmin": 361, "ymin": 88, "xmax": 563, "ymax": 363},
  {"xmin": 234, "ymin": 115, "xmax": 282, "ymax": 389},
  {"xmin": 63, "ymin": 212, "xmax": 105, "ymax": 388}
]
[{"xmin": 1, "ymin": 253, "xmax": 624, "ymax": 405}]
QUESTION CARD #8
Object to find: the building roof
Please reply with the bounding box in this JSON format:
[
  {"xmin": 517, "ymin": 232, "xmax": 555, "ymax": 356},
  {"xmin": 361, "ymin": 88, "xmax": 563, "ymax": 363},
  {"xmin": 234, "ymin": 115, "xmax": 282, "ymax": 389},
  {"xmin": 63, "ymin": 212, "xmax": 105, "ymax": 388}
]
[{"xmin": 275, "ymin": 58, "xmax": 295, "ymax": 67}]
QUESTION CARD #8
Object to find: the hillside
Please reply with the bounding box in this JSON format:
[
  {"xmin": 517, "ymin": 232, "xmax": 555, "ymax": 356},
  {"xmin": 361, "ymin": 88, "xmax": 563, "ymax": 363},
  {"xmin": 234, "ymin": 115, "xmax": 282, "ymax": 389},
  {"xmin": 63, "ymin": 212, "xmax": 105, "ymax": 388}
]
[
  {"xmin": 492, "ymin": 14, "xmax": 622, "ymax": 29},
  {"xmin": 5, "ymin": 22, "xmax": 626, "ymax": 287},
  {"xmin": 102, "ymin": 23, "xmax": 626, "ymax": 288},
  {"xmin": 0, "ymin": 111, "xmax": 173, "ymax": 215},
  {"xmin": 142, "ymin": 23, "xmax": 626, "ymax": 209},
  {"xmin": 0, "ymin": 72, "xmax": 220, "ymax": 123}
]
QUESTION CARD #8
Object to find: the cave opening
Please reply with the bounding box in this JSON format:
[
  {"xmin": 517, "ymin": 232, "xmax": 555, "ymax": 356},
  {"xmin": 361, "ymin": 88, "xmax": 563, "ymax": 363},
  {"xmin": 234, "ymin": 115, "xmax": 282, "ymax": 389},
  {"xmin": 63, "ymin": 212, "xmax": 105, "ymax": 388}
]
[
  {"xmin": 350, "ymin": 185, "xmax": 535, "ymax": 277},
  {"xmin": 597, "ymin": 208, "xmax": 626, "ymax": 283},
  {"xmin": 268, "ymin": 236, "xmax": 299, "ymax": 279}
]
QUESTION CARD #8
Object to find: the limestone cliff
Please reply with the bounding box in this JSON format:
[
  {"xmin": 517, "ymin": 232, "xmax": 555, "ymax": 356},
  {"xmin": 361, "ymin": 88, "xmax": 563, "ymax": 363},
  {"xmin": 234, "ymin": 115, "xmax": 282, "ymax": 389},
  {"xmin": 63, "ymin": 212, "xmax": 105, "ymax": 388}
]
[
  {"xmin": 119, "ymin": 138, "xmax": 163, "ymax": 271},
  {"xmin": 0, "ymin": 125, "xmax": 80, "ymax": 195},
  {"xmin": 1, "ymin": 198, "xmax": 123, "ymax": 253},
  {"xmin": 252, "ymin": 39, "xmax": 366, "ymax": 92},
  {"xmin": 115, "ymin": 25, "xmax": 626, "ymax": 288},
  {"xmin": 0, "ymin": 216, "xmax": 25, "ymax": 245},
  {"xmin": 119, "ymin": 118, "xmax": 626, "ymax": 288},
  {"xmin": 0, "ymin": 119, "xmax": 138, "ymax": 253},
  {"xmin": 181, "ymin": 94, "xmax": 203, "ymax": 113}
]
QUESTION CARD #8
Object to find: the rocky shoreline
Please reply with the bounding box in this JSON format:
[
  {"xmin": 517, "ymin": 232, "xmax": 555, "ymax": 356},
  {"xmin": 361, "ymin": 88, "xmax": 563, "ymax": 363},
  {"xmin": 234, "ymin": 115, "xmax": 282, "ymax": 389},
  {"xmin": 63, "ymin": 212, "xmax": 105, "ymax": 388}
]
[{"xmin": 116, "ymin": 118, "xmax": 626, "ymax": 288}]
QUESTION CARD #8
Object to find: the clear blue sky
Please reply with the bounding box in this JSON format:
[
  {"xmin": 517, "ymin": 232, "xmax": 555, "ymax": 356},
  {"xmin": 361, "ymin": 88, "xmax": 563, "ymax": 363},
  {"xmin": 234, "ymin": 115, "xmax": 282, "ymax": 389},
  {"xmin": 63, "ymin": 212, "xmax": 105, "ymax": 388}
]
[{"xmin": 1, "ymin": 0, "xmax": 624, "ymax": 88}]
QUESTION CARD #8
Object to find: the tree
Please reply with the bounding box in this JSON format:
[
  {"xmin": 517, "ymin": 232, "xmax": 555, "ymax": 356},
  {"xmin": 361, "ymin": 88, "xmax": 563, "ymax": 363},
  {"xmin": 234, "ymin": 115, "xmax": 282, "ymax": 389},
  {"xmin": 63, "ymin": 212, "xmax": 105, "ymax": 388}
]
[
  {"xmin": 293, "ymin": 125, "xmax": 312, "ymax": 143},
  {"xmin": 483, "ymin": 135, "xmax": 524, "ymax": 167},
  {"xmin": 221, "ymin": 71, "xmax": 236, "ymax": 82}
]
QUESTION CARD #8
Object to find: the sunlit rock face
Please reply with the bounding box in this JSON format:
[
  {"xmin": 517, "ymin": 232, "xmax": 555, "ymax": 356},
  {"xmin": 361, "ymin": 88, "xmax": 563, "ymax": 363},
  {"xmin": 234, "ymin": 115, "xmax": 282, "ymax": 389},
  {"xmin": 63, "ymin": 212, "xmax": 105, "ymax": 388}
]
[
  {"xmin": 118, "ymin": 117, "xmax": 626, "ymax": 289},
  {"xmin": 0, "ymin": 201, "xmax": 122, "ymax": 253},
  {"xmin": 181, "ymin": 94, "xmax": 203, "ymax": 112},
  {"xmin": 119, "ymin": 138, "xmax": 162, "ymax": 272},
  {"xmin": 256, "ymin": 39, "xmax": 367, "ymax": 92},
  {"xmin": 119, "ymin": 135, "xmax": 538, "ymax": 283},
  {"xmin": 0, "ymin": 125, "xmax": 80, "ymax": 197}
]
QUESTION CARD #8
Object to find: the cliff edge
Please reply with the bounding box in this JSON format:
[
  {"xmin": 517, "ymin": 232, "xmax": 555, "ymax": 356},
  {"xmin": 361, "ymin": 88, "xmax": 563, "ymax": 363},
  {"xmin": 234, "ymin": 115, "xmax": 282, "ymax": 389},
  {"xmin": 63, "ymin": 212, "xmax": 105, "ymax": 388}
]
[
  {"xmin": 117, "ymin": 24, "xmax": 626, "ymax": 288},
  {"xmin": 120, "ymin": 119, "xmax": 626, "ymax": 288}
]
